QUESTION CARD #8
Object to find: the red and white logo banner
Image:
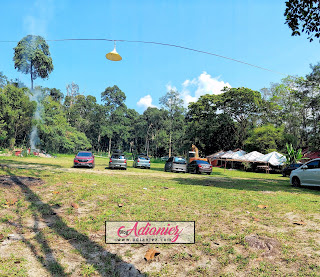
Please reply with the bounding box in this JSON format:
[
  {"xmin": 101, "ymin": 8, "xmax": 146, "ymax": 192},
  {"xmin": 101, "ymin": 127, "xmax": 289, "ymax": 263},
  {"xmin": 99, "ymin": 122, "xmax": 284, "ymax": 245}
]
[{"xmin": 105, "ymin": 221, "xmax": 195, "ymax": 244}]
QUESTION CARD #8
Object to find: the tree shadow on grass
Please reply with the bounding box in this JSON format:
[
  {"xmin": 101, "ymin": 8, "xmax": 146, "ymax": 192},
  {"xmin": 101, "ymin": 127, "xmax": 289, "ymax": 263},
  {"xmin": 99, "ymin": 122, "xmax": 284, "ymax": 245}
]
[
  {"xmin": 0, "ymin": 159, "xmax": 63, "ymax": 169},
  {"xmin": 172, "ymin": 175, "xmax": 320, "ymax": 195},
  {"xmin": 1, "ymin": 168, "xmax": 143, "ymax": 277}
]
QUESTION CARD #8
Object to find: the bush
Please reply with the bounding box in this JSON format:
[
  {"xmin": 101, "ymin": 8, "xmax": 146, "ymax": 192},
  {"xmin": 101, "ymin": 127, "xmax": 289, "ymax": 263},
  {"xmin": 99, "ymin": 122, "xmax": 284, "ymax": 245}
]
[
  {"xmin": 150, "ymin": 158, "xmax": 165, "ymax": 164},
  {"xmin": 242, "ymin": 162, "xmax": 252, "ymax": 171}
]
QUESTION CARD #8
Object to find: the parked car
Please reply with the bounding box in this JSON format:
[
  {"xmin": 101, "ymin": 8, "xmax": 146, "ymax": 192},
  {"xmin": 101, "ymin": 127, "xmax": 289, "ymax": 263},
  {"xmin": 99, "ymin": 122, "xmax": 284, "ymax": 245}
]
[
  {"xmin": 290, "ymin": 158, "xmax": 320, "ymax": 187},
  {"xmin": 133, "ymin": 155, "xmax": 151, "ymax": 169},
  {"xmin": 282, "ymin": 163, "xmax": 302, "ymax": 177},
  {"xmin": 161, "ymin": 156, "xmax": 169, "ymax": 161},
  {"xmin": 74, "ymin": 151, "xmax": 95, "ymax": 168},
  {"xmin": 164, "ymin": 156, "xmax": 187, "ymax": 173},
  {"xmin": 109, "ymin": 153, "xmax": 127, "ymax": 170},
  {"xmin": 187, "ymin": 160, "xmax": 212, "ymax": 175}
]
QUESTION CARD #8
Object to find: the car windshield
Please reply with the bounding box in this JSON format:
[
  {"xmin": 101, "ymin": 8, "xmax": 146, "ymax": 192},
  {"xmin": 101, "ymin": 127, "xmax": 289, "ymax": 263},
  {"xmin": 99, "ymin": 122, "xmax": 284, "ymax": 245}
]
[
  {"xmin": 174, "ymin": 157, "xmax": 186, "ymax": 164},
  {"xmin": 112, "ymin": 155, "xmax": 125, "ymax": 159},
  {"xmin": 138, "ymin": 156, "xmax": 149, "ymax": 160},
  {"xmin": 306, "ymin": 160, "xmax": 320, "ymax": 169},
  {"xmin": 196, "ymin": 160, "xmax": 209, "ymax": 164},
  {"xmin": 77, "ymin": 152, "xmax": 92, "ymax": 157}
]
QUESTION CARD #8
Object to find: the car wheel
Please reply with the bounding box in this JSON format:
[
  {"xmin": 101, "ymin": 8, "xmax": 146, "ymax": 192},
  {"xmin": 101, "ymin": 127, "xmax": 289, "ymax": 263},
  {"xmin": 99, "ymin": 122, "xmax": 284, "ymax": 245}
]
[
  {"xmin": 207, "ymin": 172, "xmax": 211, "ymax": 175},
  {"xmin": 292, "ymin": 177, "xmax": 301, "ymax": 187}
]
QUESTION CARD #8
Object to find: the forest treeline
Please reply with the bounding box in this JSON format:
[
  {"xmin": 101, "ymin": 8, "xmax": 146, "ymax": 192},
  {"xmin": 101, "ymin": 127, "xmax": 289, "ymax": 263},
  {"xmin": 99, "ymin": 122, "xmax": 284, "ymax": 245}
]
[{"xmin": 0, "ymin": 64, "xmax": 320, "ymax": 157}]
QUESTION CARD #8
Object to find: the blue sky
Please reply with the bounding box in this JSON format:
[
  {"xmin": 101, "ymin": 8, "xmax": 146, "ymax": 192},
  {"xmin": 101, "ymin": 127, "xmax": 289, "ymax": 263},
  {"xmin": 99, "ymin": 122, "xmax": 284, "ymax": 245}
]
[{"xmin": 1, "ymin": 0, "xmax": 320, "ymax": 113}]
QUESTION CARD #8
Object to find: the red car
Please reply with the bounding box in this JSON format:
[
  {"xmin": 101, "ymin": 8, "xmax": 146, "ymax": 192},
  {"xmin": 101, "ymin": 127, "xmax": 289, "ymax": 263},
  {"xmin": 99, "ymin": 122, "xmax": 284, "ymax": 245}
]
[{"xmin": 74, "ymin": 151, "xmax": 95, "ymax": 168}]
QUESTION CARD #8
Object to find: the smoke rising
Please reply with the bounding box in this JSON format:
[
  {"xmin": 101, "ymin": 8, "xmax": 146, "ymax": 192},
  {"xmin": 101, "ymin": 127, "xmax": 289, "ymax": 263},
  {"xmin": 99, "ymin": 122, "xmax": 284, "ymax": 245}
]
[{"xmin": 29, "ymin": 88, "xmax": 43, "ymax": 150}]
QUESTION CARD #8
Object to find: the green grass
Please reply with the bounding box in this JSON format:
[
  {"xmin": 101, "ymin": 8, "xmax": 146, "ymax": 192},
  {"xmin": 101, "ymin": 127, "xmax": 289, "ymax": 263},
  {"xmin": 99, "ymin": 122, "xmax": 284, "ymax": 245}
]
[
  {"xmin": 0, "ymin": 255, "xmax": 28, "ymax": 277},
  {"xmin": 0, "ymin": 155, "xmax": 320, "ymax": 276}
]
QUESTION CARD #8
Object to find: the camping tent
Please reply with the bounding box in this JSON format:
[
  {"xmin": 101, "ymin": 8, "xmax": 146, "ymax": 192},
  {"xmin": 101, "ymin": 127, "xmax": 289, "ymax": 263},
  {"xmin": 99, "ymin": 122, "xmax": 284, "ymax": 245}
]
[{"xmin": 255, "ymin": 151, "xmax": 286, "ymax": 166}]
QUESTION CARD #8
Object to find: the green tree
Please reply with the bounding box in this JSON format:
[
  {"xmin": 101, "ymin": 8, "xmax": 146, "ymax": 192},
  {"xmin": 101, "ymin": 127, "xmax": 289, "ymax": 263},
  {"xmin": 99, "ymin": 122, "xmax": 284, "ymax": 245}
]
[
  {"xmin": 217, "ymin": 87, "xmax": 263, "ymax": 148},
  {"xmin": 284, "ymin": 0, "xmax": 320, "ymax": 42},
  {"xmin": 0, "ymin": 72, "xmax": 8, "ymax": 88},
  {"xmin": 13, "ymin": 35, "xmax": 53, "ymax": 90},
  {"xmin": 101, "ymin": 85, "xmax": 126, "ymax": 156},
  {"xmin": 186, "ymin": 94, "xmax": 237, "ymax": 155},
  {"xmin": 39, "ymin": 96, "xmax": 91, "ymax": 153},
  {"xmin": 137, "ymin": 107, "xmax": 169, "ymax": 157},
  {"xmin": 159, "ymin": 90, "xmax": 185, "ymax": 157},
  {"xmin": 47, "ymin": 88, "xmax": 64, "ymax": 102},
  {"xmin": 0, "ymin": 84, "xmax": 36, "ymax": 148},
  {"xmin": 244, "ymin": 125, "xmax": 285, "ymax": 154}
]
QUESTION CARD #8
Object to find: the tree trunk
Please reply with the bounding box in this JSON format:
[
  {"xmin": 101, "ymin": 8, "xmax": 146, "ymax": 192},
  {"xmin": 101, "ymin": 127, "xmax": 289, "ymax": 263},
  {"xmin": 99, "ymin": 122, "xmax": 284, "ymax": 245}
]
[
  {"xmin": 108, "ymin": 137, "xmax": 112, "ymax": 157},
  {"xmin": 97, "ymin": 133, "xmax": 101, "ymax": 152},
  {"xmin": 145, "ymin": 123, "xmax": 152, "ymax": 155},
  {"xmin": 169, "ymin": 132, "xmax": 172, "ymax": 157},
  {"xmin": 30, "ymin": 62, "xmax": 33, "ymax": 90}
]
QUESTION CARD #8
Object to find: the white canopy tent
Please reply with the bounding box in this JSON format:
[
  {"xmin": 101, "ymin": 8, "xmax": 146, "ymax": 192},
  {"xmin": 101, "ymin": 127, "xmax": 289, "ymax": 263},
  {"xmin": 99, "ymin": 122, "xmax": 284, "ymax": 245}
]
[
  {"xmin": 255, "ymin": 151, "xmax": 287, "ymax": 166},
  {"xmin": 207, "ymin": 150, "xmax": 226, "ymax": 159},
  {"xmin": 220, "ymin": 150, "xmax": 236, "ymax": 159},
  {"xmin": 238, "ymin": 151, "xmax": 264, "ymax": 162},
  {"xmin": 228, "ymin": 150, "xmax": 246, "ymax": 160}
]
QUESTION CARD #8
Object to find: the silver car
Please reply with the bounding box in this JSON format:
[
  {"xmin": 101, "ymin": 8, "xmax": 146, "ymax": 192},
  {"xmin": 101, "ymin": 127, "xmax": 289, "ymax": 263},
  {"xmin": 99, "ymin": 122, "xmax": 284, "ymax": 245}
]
[
  {"xmin": 109, "ymin": 153, "xmax": 127, "ymax": 170},
  {"xmin": 133, "ymin": 155, "xmax": 151, "ymax": 169},
  {"xmin": 164, "ymin": 156, "xmax": 187, "ymax": 173},
  {"xmin": 290, "ymin": 158, "xmax": 320, "ymax": 187}
]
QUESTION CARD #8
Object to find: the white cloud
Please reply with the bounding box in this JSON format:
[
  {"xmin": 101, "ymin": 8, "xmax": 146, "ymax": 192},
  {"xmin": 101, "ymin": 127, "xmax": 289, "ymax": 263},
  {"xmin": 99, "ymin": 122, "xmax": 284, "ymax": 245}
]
[
  {"xmin": 181, "ymin": 72, "xmax": 231, "ymax": 107},
  {"xmin": 166, "ymin": 84, "xmax": 177, "ymax": 92},
  {"xmin": 137, "ymin": 95, "xmax": 157, "ymax": 111}
]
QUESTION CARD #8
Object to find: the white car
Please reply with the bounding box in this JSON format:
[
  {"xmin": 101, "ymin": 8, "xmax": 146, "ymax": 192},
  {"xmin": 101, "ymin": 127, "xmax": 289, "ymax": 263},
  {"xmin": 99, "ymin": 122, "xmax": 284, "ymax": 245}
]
[{"xmin": 290, "ymin": 158, "xmax": 320, "ymax": 187}]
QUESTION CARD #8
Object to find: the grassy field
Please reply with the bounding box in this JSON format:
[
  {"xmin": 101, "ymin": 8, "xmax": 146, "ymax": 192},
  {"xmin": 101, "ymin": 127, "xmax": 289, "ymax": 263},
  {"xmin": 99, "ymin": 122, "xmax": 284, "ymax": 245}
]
[{"xmin": 0, "ymin": 155, "xmax": 320, "ymax": 276}]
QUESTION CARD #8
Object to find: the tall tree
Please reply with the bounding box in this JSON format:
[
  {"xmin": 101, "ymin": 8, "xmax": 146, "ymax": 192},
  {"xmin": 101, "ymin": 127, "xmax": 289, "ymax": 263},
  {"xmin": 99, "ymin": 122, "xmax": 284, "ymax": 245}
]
[
  {"xmin": 39, "ymin": 96, "xmax": 91, "ymax": 153},
  {"xmin": 159, "ymin": 90, "xmax": 185, "ymax": 157},
  {"xmin": 101, "ymin": 85, "xmax": 126, "ymax": 156},
  {"xmin": 0, "ymin": 84, "xmax": 36, "ymax": 148},
  {"xmin": 186, "ymin": 94, "xmax": 237, "ymax": 155},
  {"xmin": 217, "ymin": 87, "xmax": 263, "ymax": 148},
  {"xmin": 137, "ymin": 107, "xmax": 169, "ymax": 157},
  {"xmin": 13, "ymin": 35, "xmax": 53, "ymax": 90}
]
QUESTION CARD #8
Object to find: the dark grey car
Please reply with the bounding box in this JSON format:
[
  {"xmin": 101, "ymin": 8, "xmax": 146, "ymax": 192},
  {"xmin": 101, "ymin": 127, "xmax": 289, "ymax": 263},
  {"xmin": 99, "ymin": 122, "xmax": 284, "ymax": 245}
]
[
  {"xmin": 187, "ymin": 160, "xmax": 212, "ymax": 175},
  {"xmin": 164, "ymin": 156, "xmax": 187, "ymax": 173},
  {"xmin": 109, "ymin": 153, "xmax": 127, "ymax": 170}
]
